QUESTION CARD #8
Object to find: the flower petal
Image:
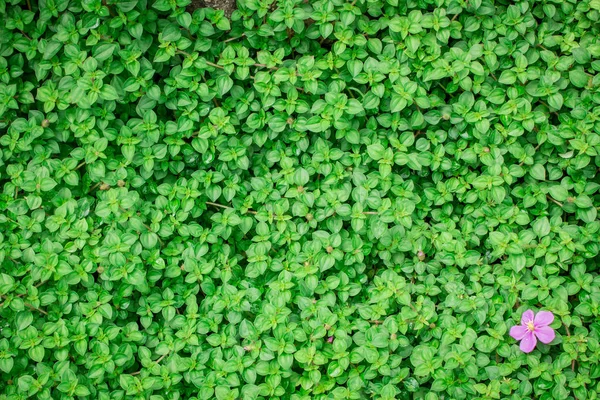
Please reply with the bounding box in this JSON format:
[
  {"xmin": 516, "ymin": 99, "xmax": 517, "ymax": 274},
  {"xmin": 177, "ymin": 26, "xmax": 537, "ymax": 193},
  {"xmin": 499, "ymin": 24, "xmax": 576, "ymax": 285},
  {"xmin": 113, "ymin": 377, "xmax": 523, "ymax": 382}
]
[
  {"xmin": 535, "ymin": 326, "xmax": 555, "ymax": 344},
  {"xmin": 534, "ymin": 311, "xmax": 554, "ymax": 327},
  {"xmin": 520, "ymin": 309, "xmax": 535, "ymax": 325},
  {"xmin": 519, "ymin": 331, "xmax": 537, "ymax": 353},
  {"xmin": 509, "ymin": 325, "xmax": 529, "ymax": 340}
]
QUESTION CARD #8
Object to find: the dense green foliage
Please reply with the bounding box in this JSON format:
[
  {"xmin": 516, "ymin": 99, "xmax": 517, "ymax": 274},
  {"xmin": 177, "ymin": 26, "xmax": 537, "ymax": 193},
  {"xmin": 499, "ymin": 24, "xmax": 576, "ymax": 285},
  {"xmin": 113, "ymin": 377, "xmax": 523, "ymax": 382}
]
[{"xmin": 1, "ymin": 0, "xmax": 600, "ymax": 398}]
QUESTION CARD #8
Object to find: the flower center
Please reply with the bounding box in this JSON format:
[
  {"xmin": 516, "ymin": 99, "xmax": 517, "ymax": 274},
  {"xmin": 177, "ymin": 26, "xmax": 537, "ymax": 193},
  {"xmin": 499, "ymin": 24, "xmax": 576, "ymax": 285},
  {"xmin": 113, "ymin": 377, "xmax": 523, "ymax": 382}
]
[{"xmin": 526, "ymin": 321, "xmax": 535, "ymax": 332}]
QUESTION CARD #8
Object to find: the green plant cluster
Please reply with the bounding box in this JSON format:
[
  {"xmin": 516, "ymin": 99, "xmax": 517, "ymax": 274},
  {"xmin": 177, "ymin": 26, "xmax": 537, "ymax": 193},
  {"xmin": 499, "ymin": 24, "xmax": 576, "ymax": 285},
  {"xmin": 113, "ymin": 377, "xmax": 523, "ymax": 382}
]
[{"xmin": 1, "ymin": 0, "xmax": 600, "ymax": 398}]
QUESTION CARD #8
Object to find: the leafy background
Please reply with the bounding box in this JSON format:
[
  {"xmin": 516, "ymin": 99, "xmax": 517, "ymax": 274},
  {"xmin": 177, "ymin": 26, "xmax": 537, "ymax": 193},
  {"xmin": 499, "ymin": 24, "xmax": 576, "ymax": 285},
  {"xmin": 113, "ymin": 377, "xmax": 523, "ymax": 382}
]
[{"xmin": 1, "ymin": 0, "xmax": 600, "ymax": 399}]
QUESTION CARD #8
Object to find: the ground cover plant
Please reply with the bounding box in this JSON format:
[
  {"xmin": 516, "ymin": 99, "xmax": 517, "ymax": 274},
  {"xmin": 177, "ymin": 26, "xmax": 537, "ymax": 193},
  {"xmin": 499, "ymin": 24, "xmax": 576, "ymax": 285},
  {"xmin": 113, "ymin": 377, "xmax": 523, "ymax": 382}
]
[{"xmin": 1, "ymin": 0, "xmax": 600, "ymax": 398}]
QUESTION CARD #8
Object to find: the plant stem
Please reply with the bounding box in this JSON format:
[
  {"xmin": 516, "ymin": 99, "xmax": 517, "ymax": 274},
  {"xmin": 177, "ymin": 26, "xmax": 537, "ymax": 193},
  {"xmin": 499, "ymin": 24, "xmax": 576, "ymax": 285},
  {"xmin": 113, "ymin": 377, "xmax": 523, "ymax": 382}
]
[
  {"xmin": 206, "ymin": 201, "xmax": 257, "ymax": 215},
  {"xmin": 25, "ymin": 302, "xmax": 48, "ymax": 315},
  {"xmin": 206, "ymin": 61, "xmax": 224, "ymax": 69},
  {"xmin": 546, "ymin": 195, "xmax": 563, "ymax": 208},
  {"xmin": 88, "ymin": 182, "xmax": 101, "ymax": 193},
  {"xmin": 102, "ymin": 0, "xmax": 115, "ymax": 16},
  {"xmin": 19, "ymin": 30, "xmax": 31, "ymax": 40},
  {"xmin": 206, "ymin": 201, "xmax": 230, "ymax": 210},
  {"xmin": 2, "ymin": 294, "xmax": 49, "ymax": 315},
  {"xmin": 224, "ymin": 34, "xmax": 245, "ymax": 43},
  {"xmin": 131, "ymin": 353, "xmax": 169, "ymax": 375}
]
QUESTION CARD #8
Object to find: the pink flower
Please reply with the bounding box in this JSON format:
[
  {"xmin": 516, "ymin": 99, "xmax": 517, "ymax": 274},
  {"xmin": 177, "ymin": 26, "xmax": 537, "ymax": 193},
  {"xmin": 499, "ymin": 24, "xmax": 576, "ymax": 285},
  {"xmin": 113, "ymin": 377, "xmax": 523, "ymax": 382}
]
[
  {"xmin": 509, "ymin": 310, "xmax": 555, "ymax": 353},
  {"xmin": 327, "ymin": 336, "xmax": 334, "ymax": 343}
]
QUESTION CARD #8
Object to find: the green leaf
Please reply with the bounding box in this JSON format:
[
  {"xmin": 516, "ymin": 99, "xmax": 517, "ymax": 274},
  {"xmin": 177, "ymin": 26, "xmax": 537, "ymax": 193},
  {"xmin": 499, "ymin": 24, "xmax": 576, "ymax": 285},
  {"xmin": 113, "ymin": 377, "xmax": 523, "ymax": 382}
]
[
  {"xmin": 29, "ymin": 346, "xmax": 44, "ymax": 362},
  {"xmin": 161, "ymin": 24, "xmax": 182, "ymax": 42},
  {"xmin": 43, "ymin": 41, "xmax": 63, "ymax": 60},
  {"xmin": 532, "ymin": 217, "xmax": 550, "ymax": 237},
  {"xmin": 572, "ymin": 47, "xmax": 591, "ymax": 64},
  {"xmin": 141, "ymin": 231, "xmax": 159, "ymax": 249},
  {"xmin": 529, "ymin": 164, "xmax": 546, "ymax": 181},
  {"xmin": 547, "ymin": 93, "xmax": 563, "ymax": 110},
  {"xmin": 99, "ymin": 85, "xmax": 119, "ymax": 101},
  {"xmin": 0, "ymin": 358, "xmax": 13, "ymax": 373},
  {"xmin": 15, "ymin": 311, "xmax": 33, "ymax": 331},
  {"xmin": 569, "ymin": 70, "xmax": 589, "ymax": 87},
  {"xmin": 499, "ymin": 70, "xmax": 516, "ymax": 85},
  {"xmin": 93, "ymin": 43, "xmax": 118, "ymax": 62},
  {"xmin": 40, "ymin": 177, "xmax": 57, "ymax": 192},
  {"xmin": 548, "ymin": 185, "xmax": 568, "ymax": 202},
  {"xmin": 367, "ymin": 143, "xmax": 385, "ymax": 160},
  {"xmin": 216, "ymin": 75, "xmax": 234, "ymax": 96}
]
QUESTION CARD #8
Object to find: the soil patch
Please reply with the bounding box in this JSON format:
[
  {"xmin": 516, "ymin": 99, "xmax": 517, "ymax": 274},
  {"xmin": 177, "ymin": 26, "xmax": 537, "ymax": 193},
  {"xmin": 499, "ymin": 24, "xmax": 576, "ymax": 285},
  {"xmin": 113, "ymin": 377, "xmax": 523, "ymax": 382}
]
[{"xmin": 187, "ymin": 0, "xmax": 236, "ymax": 17}]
